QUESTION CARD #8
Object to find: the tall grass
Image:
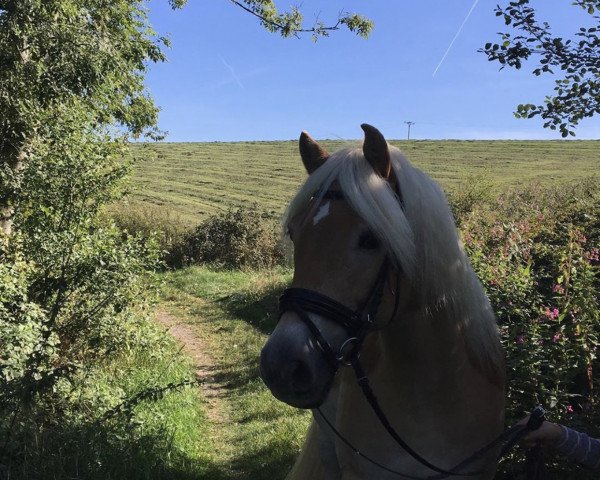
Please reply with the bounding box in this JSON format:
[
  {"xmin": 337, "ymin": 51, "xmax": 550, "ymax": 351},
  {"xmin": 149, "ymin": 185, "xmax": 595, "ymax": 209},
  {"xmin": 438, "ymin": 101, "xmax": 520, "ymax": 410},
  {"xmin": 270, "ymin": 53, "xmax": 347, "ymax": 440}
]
[
  {"xmin": 1, "ymin": 317, "xmax": 220, "ymax": 480},
  {"xmin": 107, "ymin": 202, "xmax": 191, "ymax": 268}
]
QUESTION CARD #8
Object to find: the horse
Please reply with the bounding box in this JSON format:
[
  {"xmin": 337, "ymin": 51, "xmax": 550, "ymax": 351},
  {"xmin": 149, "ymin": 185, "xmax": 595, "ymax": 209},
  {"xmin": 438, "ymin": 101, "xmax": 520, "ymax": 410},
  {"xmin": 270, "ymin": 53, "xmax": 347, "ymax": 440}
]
[{"xmin": 260, "ymin": 124, "xmax": 505, "ymax": 479}]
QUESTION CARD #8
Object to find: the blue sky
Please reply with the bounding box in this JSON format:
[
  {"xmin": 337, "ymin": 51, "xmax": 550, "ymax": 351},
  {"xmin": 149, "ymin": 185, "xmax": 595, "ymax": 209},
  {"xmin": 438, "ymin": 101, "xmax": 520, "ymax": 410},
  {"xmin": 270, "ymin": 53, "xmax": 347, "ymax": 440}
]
[{"xmin": 145, "ymin": 0, "xmax": 600, "ymax": 141}]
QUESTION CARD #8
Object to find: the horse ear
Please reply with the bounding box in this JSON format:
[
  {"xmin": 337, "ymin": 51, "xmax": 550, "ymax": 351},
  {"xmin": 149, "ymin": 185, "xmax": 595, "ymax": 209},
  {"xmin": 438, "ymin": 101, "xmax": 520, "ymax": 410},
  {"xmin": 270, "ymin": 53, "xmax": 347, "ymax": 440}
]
[
  {"xmin": 299, "ymin": 131, "xmax": 329, "ymax": 174},
  {"xmin": 361, "ymin": 123, "xmax": 393, "ymax": 180}
]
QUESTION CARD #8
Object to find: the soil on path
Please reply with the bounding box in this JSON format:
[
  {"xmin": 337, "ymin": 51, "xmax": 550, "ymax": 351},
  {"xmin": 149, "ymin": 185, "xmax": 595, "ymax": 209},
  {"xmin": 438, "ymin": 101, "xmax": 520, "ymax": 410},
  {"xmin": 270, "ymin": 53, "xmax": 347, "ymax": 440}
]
[{"xmin": 154, "ymin": 308, "xmax": 229, "ymax": 426}]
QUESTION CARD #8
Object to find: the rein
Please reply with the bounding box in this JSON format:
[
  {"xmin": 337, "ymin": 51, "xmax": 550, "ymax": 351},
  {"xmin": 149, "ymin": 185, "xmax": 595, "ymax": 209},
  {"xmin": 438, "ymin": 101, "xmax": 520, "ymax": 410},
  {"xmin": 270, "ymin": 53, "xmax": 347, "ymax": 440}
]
[{"xmin": 278, "ymin": 262, "xmax": 546, "ymax": 479}]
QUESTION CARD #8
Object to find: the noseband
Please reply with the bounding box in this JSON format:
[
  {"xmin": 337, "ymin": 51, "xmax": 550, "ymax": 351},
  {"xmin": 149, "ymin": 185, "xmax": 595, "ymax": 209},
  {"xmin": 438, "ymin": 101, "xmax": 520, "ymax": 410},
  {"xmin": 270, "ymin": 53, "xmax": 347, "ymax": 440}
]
[{"xmin": 278, "ymin": 257, "xmax": 393, "ymax": 368}]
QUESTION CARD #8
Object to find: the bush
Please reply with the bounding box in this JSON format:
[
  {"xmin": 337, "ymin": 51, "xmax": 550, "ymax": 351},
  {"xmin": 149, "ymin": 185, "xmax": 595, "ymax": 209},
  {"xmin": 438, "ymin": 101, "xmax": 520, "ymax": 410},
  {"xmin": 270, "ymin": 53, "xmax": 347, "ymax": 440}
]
[
  {"xmin": 0, "ymin": 110, "xmax": 187, "ymax": 478},
  {"xmin": 107, "ymin": 202, "xmax": 191, "ymax": 268},
  {"xmin": 455, "ymin": 178, "xmax": 599, "ymax": 478},
  {"xmin": 0, "ymin": 311, "xmax": 209, "ymax": 480},
  {"xmin": 184, "ymin": 204, "xmax": 285, "ymax": 270},
  {"xmin": 448, "ymin": 173, "xmax": 495, "ymax": 221}
]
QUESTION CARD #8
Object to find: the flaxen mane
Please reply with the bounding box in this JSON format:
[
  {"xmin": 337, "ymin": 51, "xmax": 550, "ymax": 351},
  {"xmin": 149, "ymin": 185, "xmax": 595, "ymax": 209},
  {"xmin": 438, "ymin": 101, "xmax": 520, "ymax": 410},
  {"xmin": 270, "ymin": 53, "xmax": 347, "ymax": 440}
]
[{"xmin": 284, "ymin": 144, "xmax": 503, "ymax": 382}]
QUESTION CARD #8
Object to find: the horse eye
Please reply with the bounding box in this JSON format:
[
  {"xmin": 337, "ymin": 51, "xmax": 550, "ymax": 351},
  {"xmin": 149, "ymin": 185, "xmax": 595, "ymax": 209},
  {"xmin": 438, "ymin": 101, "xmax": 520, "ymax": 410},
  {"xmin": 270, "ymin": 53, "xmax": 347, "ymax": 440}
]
[{"xmin": 358, "ymin": 230, "xmax": 380, "ymax": 250}]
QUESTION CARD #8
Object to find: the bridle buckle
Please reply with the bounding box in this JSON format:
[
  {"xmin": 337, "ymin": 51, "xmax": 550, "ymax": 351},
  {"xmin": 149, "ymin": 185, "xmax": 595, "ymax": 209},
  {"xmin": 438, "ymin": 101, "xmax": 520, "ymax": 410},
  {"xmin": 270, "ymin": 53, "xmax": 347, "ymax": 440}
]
[{"xmin": 337, "ymin": 337, "xmax": 360, "ymax": 366}]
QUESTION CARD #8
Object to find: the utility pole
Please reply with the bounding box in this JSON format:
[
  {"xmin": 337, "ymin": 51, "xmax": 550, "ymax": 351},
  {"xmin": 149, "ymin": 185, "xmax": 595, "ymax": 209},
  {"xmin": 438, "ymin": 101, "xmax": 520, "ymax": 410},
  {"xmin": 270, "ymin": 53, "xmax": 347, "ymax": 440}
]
[{"xmin": 404, "ymin": 121, "xmax": 415, "ymax": 140}]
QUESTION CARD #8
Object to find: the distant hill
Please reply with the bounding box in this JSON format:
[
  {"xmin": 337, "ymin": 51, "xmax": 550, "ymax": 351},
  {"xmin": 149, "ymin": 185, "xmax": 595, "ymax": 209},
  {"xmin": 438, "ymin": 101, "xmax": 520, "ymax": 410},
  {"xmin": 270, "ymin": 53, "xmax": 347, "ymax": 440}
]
[{"xmin": 126, "ymin": 140, "xmax": 599, "ymax": 225}]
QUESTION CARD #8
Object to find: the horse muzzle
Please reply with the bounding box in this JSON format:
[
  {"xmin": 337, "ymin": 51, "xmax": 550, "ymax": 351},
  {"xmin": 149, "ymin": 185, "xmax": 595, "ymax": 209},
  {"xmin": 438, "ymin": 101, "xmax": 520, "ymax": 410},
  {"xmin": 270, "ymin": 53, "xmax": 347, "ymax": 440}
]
[{"xmin": 259, "ymin": 314, "xmax": 337, "ymax": 409}]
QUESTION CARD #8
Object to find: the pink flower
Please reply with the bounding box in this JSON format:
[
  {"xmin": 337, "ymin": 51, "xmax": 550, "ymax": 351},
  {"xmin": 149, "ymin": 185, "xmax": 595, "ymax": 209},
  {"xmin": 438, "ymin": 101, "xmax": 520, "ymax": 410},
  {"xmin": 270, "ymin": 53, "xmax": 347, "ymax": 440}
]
[
  {"xmin": 552, "ymin": 333, "xmax": 560, "ymax": 343},
  {"xmin": 516, "ymin": 335, "xmax": 525, "ymax": 345},
  {"xmin": 552, "ymin": 284, "xmax": 565, "ymax": 294},
  {"xmin": 566, "ymin": 405, "xmax": 574, "ymax": 414},
  {"xmin": 578, "ymin": 234, "xmax": 587, "ymax": 245},
  {"xmin": 463, "ymin": 232, "xmax": 473, "ymax": 246},
  {"xmin": 544, "ymin": 307, "xmax": 559, "ymax": 319},
  {"xmin": 586, "ymin": 248, "xmax": 599, "ymax": 262}
]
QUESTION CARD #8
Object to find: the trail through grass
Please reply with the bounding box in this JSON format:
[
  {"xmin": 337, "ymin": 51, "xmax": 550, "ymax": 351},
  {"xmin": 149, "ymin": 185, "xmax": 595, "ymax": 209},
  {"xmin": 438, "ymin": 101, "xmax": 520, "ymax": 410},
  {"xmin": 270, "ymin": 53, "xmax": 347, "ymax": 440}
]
[{"xmin": 154, "ymin": 266, "xmax": 309, "ymax": 480}]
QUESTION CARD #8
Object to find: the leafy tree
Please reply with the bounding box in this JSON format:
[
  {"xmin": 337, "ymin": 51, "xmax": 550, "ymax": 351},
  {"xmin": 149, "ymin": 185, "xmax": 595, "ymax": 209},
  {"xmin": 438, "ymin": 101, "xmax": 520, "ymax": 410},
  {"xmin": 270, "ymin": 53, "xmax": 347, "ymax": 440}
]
[
  {"xmin": 0, "ymin": 0, "xmax": 181, "ymax": 238},
  {"xmin": 481, "ymin": 0, "xmax": 600, "ymax": 137},
  {"xmin": 0, "ymin": 2, "xmax": 187, "ymax": 472}
]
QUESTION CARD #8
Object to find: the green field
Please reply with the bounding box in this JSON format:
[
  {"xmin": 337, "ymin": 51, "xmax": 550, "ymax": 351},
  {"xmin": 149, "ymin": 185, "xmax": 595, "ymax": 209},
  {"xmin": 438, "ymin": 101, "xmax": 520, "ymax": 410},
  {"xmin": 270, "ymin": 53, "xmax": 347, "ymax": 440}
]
[
  {"xmin": 128, "ymin": 140, "xmax": 599, "ymax": 224},
  {"xmin": 114, "ymin": 140, "xmax": 600, "ymax": 479}
]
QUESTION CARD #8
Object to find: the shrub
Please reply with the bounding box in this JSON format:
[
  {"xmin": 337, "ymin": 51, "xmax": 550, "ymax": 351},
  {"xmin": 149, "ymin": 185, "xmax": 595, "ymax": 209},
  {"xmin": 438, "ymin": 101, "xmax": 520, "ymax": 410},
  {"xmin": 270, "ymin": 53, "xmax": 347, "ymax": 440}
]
[
  {"xmin": 456, "ymin": 178, "xmax": 599, "ymax": 478},
  {"xmin": 185, "ymin": 204, "xmax": 285, "ymax": 270},
  {"xmin": 448, "ymin": 173, "xmax": 495, "ymax": 221},
  {"xmin": 107, "ymin": 202, "xmax": 191, "ymax": 268},
  {"xmin": 0, "ymin": 110, "xmax": 178, "ymax": 477}
]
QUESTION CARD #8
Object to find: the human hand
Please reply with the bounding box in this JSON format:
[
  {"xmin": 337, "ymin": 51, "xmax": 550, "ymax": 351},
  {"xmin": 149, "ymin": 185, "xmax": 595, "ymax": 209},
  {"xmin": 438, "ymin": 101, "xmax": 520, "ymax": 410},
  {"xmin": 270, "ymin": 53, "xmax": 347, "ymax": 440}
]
[{"xmin": 518, "ymin": 416, "xmax": 563, "ymax": 449}]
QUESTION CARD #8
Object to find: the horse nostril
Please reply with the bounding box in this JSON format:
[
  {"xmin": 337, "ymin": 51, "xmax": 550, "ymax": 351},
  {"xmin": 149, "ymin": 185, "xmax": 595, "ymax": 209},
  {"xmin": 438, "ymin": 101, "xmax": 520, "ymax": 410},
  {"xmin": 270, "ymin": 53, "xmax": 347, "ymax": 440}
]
[{"xmin": 289, "ymin": 360, "xmax": 314, "ymax": 394}]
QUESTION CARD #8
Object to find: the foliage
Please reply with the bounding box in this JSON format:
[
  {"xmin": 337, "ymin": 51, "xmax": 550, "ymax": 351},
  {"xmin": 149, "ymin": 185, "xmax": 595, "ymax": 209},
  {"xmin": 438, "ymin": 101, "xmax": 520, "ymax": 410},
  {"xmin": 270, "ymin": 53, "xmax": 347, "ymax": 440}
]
[
  {"xmin": 107, "ymin": 201, "xmax": 287, "ymax": 270},
  {"xmin": 229, "ymin": 0, "xmax": 372, "ymax": 40},
  {"xmin": 1, "ymin": 320, "xmax": 216, "ymax": 479},
  {"xmin": 448, "ymin": 173, "xmax": 495, "ymax": 219},
  {"xmin": 0, "ymin": 0, "xmax": 170, "ymax": 134},
  {"xmin": 458, "ymin": 179, "xmax": 599, "ymax": 477},
  {"xmin": 0, "ymin": 107, "xmax": 167, "ymax": 477},
  {"xmin": 0, "ymin": 2, "xmax": 202, "ymax": 477},
  {"xmin": 481, "ymin": 0, "xmax": 600, "ymax": 137},
  {"xmin": 0, "ymin": 0, "xmax": 185, "ymax": 236},
  {"xmin": 184, "ymin": 204, "xmax": 285, "ymax": 270},
  {"xmin": 108, "ymin": 202, "xmax": 191, "ymax": 268}
]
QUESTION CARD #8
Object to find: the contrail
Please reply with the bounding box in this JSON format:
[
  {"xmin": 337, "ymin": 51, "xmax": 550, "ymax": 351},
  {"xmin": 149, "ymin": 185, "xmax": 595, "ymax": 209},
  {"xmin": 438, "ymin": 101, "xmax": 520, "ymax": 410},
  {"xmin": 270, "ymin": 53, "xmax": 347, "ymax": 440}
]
[
  {"xmin": 219, "ymin": 55, "xmax": 245, "ymax": 89},
  {"xmin": 432, "ymin": 0, "xmax": 480, "ymax": 78}
]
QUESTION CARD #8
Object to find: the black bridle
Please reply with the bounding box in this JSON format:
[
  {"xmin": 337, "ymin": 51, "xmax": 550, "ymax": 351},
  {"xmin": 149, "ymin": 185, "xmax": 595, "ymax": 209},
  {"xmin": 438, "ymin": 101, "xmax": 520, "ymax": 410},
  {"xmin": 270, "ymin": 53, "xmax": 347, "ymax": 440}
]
[
  {"xmin": 277, "ymin": 193, "xmax": 546, "ymax": 479},
  {"xmin": 279, "ymin": 257, "xmax": 394, "ymax": 368}
]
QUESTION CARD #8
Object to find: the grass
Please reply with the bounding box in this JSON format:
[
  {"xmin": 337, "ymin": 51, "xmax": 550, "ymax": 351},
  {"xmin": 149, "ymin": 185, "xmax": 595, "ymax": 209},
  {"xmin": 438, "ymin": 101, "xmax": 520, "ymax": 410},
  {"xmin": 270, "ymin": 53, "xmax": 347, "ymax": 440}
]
[
  {"xmin": 3, "ymin": 321, "xmax": 221, "ymax": 480},
  {"xmin": 155, "ymin": 266, "xmax": 310, "ymax": 480},
  {"xmin": 126, "ymin": 140, "xmax": 600, "ymax": 225}
]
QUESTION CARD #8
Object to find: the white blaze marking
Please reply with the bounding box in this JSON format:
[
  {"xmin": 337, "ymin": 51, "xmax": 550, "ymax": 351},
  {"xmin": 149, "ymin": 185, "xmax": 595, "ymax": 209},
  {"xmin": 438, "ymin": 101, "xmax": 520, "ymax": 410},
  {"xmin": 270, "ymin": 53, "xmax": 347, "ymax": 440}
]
[{"xmin": 313, "ymin": 201, "xmax": 330, "ymax": 226}]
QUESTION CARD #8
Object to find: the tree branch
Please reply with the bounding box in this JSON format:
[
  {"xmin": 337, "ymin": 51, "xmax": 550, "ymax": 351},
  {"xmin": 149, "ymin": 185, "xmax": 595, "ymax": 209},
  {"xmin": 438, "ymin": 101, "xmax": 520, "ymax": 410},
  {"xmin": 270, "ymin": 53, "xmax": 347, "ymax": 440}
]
[{"xmin": 228, "ymin": 0, "xmax": 371, "ymax": 39}]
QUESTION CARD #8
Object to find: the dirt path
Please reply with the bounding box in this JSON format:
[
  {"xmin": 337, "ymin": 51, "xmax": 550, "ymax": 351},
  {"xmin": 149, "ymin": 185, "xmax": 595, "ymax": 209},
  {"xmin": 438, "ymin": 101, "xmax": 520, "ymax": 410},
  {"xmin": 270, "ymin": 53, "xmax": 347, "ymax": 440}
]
[{"xmin": 154, "ymin": 308, "xmax": 229, "ymax": 426}]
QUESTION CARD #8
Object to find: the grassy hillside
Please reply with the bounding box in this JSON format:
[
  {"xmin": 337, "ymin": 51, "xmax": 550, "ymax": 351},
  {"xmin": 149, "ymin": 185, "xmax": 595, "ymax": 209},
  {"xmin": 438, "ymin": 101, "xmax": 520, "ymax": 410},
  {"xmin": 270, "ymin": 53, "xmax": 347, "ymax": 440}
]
[{"xmin": 127, "ymin": 140, "xmax": 599, "ymax": 224}]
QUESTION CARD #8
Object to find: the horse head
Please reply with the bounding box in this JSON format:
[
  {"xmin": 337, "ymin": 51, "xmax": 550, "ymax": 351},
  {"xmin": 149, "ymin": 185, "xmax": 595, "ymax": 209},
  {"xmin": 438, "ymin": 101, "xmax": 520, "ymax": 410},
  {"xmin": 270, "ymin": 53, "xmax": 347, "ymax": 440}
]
[{"xmin": 260, "ymin": 124, "xmax": 412, "ymax": 409}]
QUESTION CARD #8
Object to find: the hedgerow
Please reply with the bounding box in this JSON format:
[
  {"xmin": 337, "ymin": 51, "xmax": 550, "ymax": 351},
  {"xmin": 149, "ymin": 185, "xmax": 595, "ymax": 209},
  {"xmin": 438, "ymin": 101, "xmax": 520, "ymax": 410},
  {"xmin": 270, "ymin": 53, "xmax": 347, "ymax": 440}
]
[
  {"xmin": 455, "ymin": 178, "xmax": 599, "ymax": 478},
  {"xmin": 0, "ymin": 111, "xmax": 203, "ymax": 479}
]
